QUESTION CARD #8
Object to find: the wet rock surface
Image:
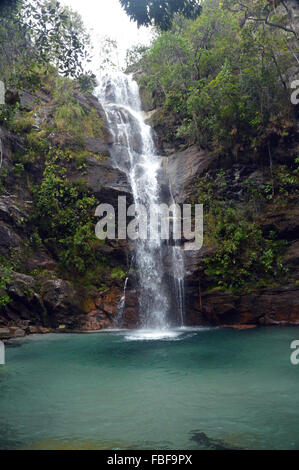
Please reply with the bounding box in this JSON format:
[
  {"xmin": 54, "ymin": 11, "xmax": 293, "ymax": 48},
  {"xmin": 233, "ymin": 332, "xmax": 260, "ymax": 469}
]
[
  {"xmin": 163, "ymin": 146, "xmax": 217, "ymax": 203},
  {"xmin": 84, "ymin": 155, "xmax": 131, "ymax": 206}
]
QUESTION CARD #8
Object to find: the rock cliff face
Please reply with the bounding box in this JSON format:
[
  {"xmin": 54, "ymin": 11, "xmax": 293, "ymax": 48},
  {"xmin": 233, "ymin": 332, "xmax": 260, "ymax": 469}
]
[
  {"xmin": 0, "ymin": 82, "xmax": 136, "ymax": 336},
  {"xmin": 161, "ymin": 146, "xmax": 217, "ymax": 203},
  {"xmin": 164, "ymin": 142, "xmax": 299, "ymax": 327}
]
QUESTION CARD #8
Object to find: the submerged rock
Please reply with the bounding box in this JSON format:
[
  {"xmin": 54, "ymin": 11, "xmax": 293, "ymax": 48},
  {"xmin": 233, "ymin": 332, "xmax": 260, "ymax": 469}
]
[{"xmin": 191, "ymin": 430, "xmax": 242, "ymax": 450}]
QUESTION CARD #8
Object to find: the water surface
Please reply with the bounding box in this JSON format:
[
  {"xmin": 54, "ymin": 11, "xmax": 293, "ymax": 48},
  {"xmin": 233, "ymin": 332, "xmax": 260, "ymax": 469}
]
[{"xmin": 0, "ymin": 327, "xmax": 298, "ymax": 450}]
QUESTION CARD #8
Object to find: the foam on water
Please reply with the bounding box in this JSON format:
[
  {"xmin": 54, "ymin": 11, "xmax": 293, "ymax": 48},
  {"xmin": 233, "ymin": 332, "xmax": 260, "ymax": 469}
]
[{"xmin": 124, "ymin": 329, "xmax": 183, "ymax": 341}]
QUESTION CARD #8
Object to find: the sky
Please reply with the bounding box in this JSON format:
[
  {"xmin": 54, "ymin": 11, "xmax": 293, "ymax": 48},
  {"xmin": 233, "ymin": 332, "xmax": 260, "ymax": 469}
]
[{"xmin": 60, "ymin": 0, "xmax": 154, "ymax": 70}]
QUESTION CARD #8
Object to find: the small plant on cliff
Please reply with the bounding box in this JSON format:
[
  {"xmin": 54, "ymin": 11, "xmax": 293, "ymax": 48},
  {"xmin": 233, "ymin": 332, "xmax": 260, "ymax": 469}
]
[
  {"xmin": 0, "ymin": 266, "xmax": 12, "ymax": 307},
  {"xmin": 111, "ymin": 267, "xmax": 127, "ymax": 280}
]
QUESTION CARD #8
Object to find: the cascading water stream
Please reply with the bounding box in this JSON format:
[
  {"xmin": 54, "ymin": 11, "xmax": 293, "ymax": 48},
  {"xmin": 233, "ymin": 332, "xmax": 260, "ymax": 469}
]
[
  {"xmin": 115, "ymin": 276, "xmax": 129, "ymax": 328},
  {"xmin": 97, "ymin": 71, "xmax": 184, "ymax": 330}
]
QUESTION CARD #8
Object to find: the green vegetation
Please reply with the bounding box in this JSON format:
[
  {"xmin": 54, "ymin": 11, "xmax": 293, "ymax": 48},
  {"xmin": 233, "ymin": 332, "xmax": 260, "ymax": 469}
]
[
  {"xmin": 196, "ymin": 155, "xmax": 299, "ymax": 290},
  {"xmin": 111, "ymin": 267, "xmax": 127, "ymax": 280},
  {"xmin": 0, "ymin": 265, "xmax": 12, "ymax": 307},
  {"xmin": 0, "ymin": 0, "xmax": 92, "ymax": 88},
  {"xmin": 204, "ymin": 206, "xmax": 287, "ymax": 290},
  {"xmin": 33, "ymin": 150, "xmax": 104, "ymax": 276},
  {"xmin": 125, "ymin": 0, "xmax": 298, "ymax": 293},
  {"xmin": 0, "ymin": 0, "xmax": 123, "ymax": 302},
  {"xmin": 120, "ymin": 0, "xmax": 202, "ymax": 30},
  {"xmin": 133, "ymin": 0, "xmax": 297, "ymax": 157},
  {"xmin": 53, "ymin": 78, "xmax": 104, "ymax": 139}
]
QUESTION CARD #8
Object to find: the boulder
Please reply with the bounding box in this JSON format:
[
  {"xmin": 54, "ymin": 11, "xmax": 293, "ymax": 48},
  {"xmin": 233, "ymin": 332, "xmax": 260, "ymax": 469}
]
[
  {"xmin": 0, "ymin": 327, "xmax": 25, "ymax": 339},
  {"xmin": 9, "ymin": 327, "xmax": 26, "ymax": 337},
  {"xmin": 0, "ymin": 272, "xmax": 47, "ymax": 325},
  {"xmin": 27, "ymin": 325, "xmax": 39, "ymax": 334},
  {"xmin": 38, "ymin": 326, "xmax": 52, "ymax": 334},
  {"xmin": 40, "ymin": 279, "xmax": 83, "ymax": 327}
]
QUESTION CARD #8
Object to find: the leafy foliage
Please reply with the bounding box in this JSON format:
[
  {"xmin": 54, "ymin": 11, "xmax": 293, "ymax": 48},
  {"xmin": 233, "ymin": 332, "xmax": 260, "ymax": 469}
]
[
  {"xmin": 33, "ymin": 150, "xmax": 104, "ymax": 275},
  {"xmin": 205, "ymin": 208, "xmax": 287, "ymax": 290},
  {"xmin": 195, "ymin": 160, "xmax": 299, "ymax": 290},
  {"xmin": 135, "ymin": 0, "xmax": 297, "ymax": 156},
  {"xmin": 21, "ymin": 0, "xmax": 91, "ymax": 77},
  {"xmin": 0, "ymin": 265, "xmax": 12, "ymax": 307},
  {"xmin": 0, "ymin": 0, "xmax": 92, "ymax": 87},
  {"xmin": 120, "ymin": 0, "xmax": 202, "ymax": 30},
  {"xmin": 222, "ymin": 0, "xmax": 298, "ymax": 40}
]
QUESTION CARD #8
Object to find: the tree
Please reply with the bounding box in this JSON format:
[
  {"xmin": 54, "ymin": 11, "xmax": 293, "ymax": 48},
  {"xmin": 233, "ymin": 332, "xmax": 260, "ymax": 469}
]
[
  {"xmin": 222, "ymin": 0, "xmax": 298, "ymax": 40},
  {"xmin": 134, "ymin": 0, "xmax": 296, "ymax": 155},
  {"xmin": 119, "ymin": 0, "xmax": 202, "ymax": 30},
  {"xmin": 0, "ymin": 0, "xmax": 20, "ymax": 15},
  {"xmin": 0, "ymin": 0, "xmax": 91, "ymax": 86},
  {"xmin": 0, "ymin": 0, "xmax": 33, "ymax": 85},
  {"xmin": 21, "ymin": 0, "xmax": 91, "ymax": 77}
]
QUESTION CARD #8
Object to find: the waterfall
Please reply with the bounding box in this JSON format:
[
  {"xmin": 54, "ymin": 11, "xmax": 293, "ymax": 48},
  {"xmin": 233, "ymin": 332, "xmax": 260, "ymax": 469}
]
[
  {"xmin": 115, "ymin": 276, "xmax": 128, "ymax": 328},
  {"xmin": 0, "ymin": 340, "xmax": 4, "ymax": 365},
  {"xmin": 97, "ymin": 71, "xmax": 184, "ymax": 329}
]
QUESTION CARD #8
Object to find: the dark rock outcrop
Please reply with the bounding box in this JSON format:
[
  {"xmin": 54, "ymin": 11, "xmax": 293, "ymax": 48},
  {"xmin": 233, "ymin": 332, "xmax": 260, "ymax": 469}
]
[
  {"xmin": 0, "ymin": 223, "xmax": 22, "ymax": 251},
  {"xmin": 40, "ymin": 279, "xmax": 83, "ymax": 327},
  {"xmin": 84, "ymin": 156, "xmax": 131, "ymax": 207}
]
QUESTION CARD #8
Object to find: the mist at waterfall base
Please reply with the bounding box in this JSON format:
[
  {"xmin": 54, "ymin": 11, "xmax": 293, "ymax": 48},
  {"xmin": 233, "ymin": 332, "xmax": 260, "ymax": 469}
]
[
  {"xmin": 97, "ymin": 72, "xmax": 185, "ymax": 333},
  {"xmin": 1, "ymin": 328, "xmax": 299, "ymax": 450}
]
